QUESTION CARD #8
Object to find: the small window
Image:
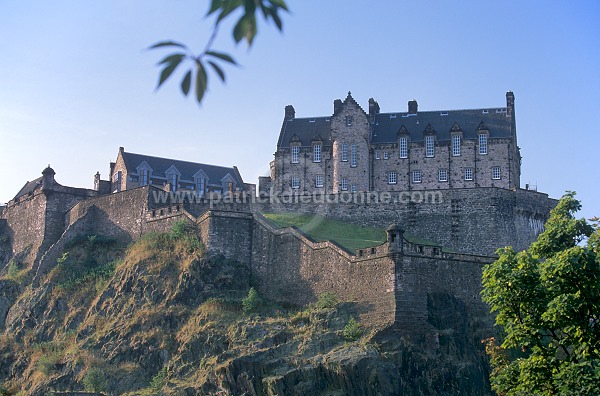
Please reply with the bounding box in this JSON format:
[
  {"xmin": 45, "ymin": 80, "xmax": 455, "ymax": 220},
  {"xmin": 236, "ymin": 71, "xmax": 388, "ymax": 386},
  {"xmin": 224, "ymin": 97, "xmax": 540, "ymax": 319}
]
[
  {"xmin": 375, "ymin": 150, "xmax": 381, "ymax": 160},
  {"xmin": 452, "ymin": 135, "xmax": 461, "ymax": 156},
  {"xmin": 341, "ymin": 143, "xmax": 348, "ymax": 162},
  {"xmin": 139, "ymin": 169, "xmax": 149, "ymax": 186},
  {"xmin": 464, "ymin": 168, "xmax": 473, "ymax": 181},
  {"xmin": 313, "ymin": 144, "xmax": 322, "ymax": 163},
  {"xmin": 384, "ymin": 151, "xmax": 389, "ymax": 160},
  {"xmin": 341, "ymin": 178, "xmax": 348, "ymax": 191},
  {"xmin": 168, "ymin": 173, "xmax": 179, "ymax": 191},
  {"xmin": 351, "ymin": 144, "xmax": 357, "ymax": 167},
  {"xmin": 291, "ymin": 145, "xmax": 299, "ymax": 163},
  {"xmin": 345, "ymin": 116, "xmax": 353, "ymax": 126},
  {"xmin": 438, "ymin": 169, "xmax": 448, "ymax": 182},
  {"xmin": 315, "ymin": 175, "xmax": 324, "ymax": 188},
  {"xmin": 492, "ymin": 166, "xmax": 501, "ymax": 180},
  {"xmin": 412, "ymin": 170, "xmax": 422, "ymax": 183},
  {"xmin": 196, "ymin": 177, "xmax": 206, "ymax": 197},
  {"xmin": 425, "ymin": 135, "xmax": 435, "ymax": 157},
  {"xmin": 291, "ymin": 176, "xmax": 300, "ymax": 189},
  {"xmin": 388, "ymin": 172, "xmax": 397, "ymax": 184},
  {"xmin": 399, "ymin": 137, "xmax": 408, "ymax": 158},
  {"xmin": 479, "ymin": 134, "xmax": 488, "ymax": 155},
  {"xmin": 351, "ymin": 184, "xmax": 357, "ymax": 193}
]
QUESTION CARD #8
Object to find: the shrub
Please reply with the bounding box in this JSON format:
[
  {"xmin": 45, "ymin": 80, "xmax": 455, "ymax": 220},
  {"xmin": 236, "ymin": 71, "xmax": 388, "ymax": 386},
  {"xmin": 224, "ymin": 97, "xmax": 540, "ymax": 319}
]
[
  {"xmin": 343, "ymin": 317, "xmax": 362, "ymax": 341},
  {"xmin": 0, "ymin": 384, "xmax": 8, "ymax": 396},
  {"xmin": 150, "ymin": 367, "xmax": 168, "ymax": 392},
  {"xmin": 242, "ymin": 287, "xmax": 260, "ymax": 313},
  {"xmin": 7, "ymin": 259, "xmax": 19, "ymax": 279},
  {"xmin": 83, "ymin": 367, "xmax": 108, "ymax": 392},
  {"xmin": 316, "ymin": 292, "xmax": 338, "ymax": 310}
]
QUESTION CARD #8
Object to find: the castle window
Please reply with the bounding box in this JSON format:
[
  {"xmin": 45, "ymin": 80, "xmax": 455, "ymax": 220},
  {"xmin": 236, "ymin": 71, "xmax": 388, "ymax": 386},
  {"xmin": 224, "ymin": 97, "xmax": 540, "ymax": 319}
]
[
  {"xmin": 425, "ymin": 135, "xmax": 435, "ymax": 157},
  {"xmin": 464, "ymin": 168, "xmax": 473, "ymax": 181},
  {"xmin": 399, "ymin": 137, "xmax": 408, "ymax": 158},
  {"xmin": 351, "ymin": 184, "xmax": 357, "ymax": 193},
  {"xmin": 479, "ymin": 134, "xmax": 488, "ymax": 155},
  {"xmin": 291, "ymin": 176, "xmax": 300, "ymax": 189},
  {"xmin": 412, "ymin": 170, "xmax": 422, "ymax": 183},
  {"xmin": 139, "ymin": 169, "xmax": 149, "ymax": 186},
  {"xmin": 492, "ymin": 166, "xmax": 501, "ymax": 180},
  {"xmin": 315, "ymin": 175, "xmax": 324, "ymax": 188},
  {"xmin": 291, "ymin": 145, "xmax": 299, "ymax": 163},
  {"xmin": 345, "ymin": 116, "xmax": 353, "ymax": 126},
  {"xmin": 342, "ymin": 143, "xmax": 348, "ymax": 162},
  {"xmin": 351, "ymin": 144, "xmax": 357, "ymax": 167},
  {"xmin": 196, "ymin": 177, "xmax": 206, "ymax": 197},
  {"xmin": 169, "ymin": 173, "xmax": 179, "ymax": 191},
  {"xmin": 438, "ymin": 169, "xmax": 448, "ymax": 182},
  {"xmin": 341, "ymin": 178, "xmax": 348, "ymax": 191},
  {"xmin": 452, "ymin": 135, "xmax": 461, "ymax": 156},
  {"xmin": 384, "ymin": 151, "xmax": 389, "ymax": 160},
  {"xmin": 313, "ymin": 144, "xmax": 322, "ymax": 163},
  {"xmin": 113, "ymin": 171, "xmax": 122, "ymax": 193},
  {"xmin": 388, "ymin": 171, "xmax": 397, "ymax": 184},
  {"xmin": 375, "ymin": 150, "xmax": 380, "ymax": 160}
]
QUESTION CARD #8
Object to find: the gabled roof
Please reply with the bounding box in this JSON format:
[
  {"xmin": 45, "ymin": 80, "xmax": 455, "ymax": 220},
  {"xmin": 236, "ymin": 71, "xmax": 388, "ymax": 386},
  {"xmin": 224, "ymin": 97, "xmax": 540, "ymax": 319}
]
[
  {"xmin": 120, "ymin": 151, "xmax": 245, "ymax": 186},
  {"xmin": 277, "ymin": 117, "xmax": 332, "ymax": 148},
  {"xmin": 13, "ymin": 176, "xmax": 43, "ymax": 200},
  {"xmin": 371, "ymin": 108, "xmax": 512, "ymax": 144}
]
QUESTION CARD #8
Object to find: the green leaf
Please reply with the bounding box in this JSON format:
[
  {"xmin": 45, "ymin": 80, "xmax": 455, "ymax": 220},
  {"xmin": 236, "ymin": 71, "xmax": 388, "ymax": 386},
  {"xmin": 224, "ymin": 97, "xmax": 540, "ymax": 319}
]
[
  {"xmin": 233, "ymin": 14, "xmax": 258, "ymax": 45},
  {"xmin": 268, "ymin": 7, "xmax": 283, "ymax": 31},
  {"xmin": 215, "ymin": 0, "xmax": 243, "ymax": 23},
  {"xmin": 207, "ymin": 61, "xmax": 226, "ymax": 82},
  {"xmin": 148, "ymin": 40, "xmax": 188, "ymax": 50},
  {"xmin": 205, "ymin": 50, "xmax": 237, "ymax": 65},
  {"xmin": 157, "ymin": 53, "xmax": 186, "ymax": 65},
  {"xmin": 268, "ymin": 0, "xmax": 289, "ymax": 11},
  {"xmin": 194, "ymin": 60, "xmax": 208, "ymax": 104},
  {"xmin": 156, "ymin": 59, "xmax": 183, "ymax": 89},
  {"xmin": 181, "ymin": 70, "xmax": 192, "ymax": 96}
]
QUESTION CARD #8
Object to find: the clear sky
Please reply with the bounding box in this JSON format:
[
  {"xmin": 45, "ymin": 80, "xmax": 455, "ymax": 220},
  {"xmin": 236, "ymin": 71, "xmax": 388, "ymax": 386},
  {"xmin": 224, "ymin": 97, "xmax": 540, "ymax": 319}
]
[{"xmin": 1, "ymin": 1, "xmax": 598, "ymax": 219}]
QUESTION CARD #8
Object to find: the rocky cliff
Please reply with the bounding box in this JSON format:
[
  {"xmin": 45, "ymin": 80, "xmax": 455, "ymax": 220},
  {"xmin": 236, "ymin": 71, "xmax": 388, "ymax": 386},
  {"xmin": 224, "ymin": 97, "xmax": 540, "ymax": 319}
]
[{"xmin": 0, "ymin": 223, "xmax": 492, "ymax": 395}]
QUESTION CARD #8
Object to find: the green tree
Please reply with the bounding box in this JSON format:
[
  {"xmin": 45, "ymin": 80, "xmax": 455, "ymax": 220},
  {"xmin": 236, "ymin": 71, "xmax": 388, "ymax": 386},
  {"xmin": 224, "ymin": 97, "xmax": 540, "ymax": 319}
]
[
  {"xmin": 83, "ymin": 367, "xmax": 108, "ymax": 392},
  {"xmin": 150, "ymin": 0, "xmax": 288, "ymax": 104},
  {"xmin": 242, "ymin": 286, "xmax": 260, "ymax": 313},
  {"xmin": 481, "ymin": 192, "xmax": 600, "ymax": 395}
]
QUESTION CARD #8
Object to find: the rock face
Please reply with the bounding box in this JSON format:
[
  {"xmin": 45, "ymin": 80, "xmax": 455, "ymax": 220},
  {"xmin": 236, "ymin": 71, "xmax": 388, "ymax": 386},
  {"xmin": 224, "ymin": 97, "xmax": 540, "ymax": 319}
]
[{"xmin": 0, "ymin": 227, "xmax": 493, "ymax": 395}]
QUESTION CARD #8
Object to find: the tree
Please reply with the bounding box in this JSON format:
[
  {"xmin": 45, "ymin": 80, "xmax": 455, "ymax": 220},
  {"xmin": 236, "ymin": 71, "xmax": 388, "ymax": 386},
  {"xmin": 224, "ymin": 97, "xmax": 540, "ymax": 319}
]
[
  {"xmin": 150, "ymin": 0, "xmax": 289, "ymax": 104},
  {"xmin": 481, "ymin": 192, "xmax": 600, "ymax": 395}
]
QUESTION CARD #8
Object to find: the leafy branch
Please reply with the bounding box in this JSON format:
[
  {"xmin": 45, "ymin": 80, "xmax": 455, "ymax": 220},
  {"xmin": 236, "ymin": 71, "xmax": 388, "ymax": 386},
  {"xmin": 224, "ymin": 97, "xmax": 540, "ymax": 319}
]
[{"xmin": 149, "ymin": 0, "xmax": 288, "ymax": 104}]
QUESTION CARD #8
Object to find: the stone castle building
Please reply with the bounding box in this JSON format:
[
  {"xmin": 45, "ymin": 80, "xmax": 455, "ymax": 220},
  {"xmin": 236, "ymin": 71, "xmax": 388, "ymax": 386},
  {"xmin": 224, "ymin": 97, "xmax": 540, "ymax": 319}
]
[
  {"xmin": 0, "ymin": 91, "xmax": 557, "ymax": 336},
  {"xmin": 260, "ymin": 91, "xmax": 520, "ymax": 195}
]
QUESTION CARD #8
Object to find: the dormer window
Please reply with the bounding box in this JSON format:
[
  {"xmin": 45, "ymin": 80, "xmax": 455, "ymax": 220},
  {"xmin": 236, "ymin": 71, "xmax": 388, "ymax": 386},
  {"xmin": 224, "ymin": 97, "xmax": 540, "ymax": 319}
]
[
  {"xmin": 196, "ymin": 177, "xmax": 206, "ymax": 197},
  {"xmin": 139, "ymin": 169, "xmax": 149, "ymax": 186},
  {"xmin": 479, "ymin": 134, "xmax": 488, "ymax": 155},
  {"xmin": 425, "ymin": 135, "xmax": 435, "ymax": 158},
  {"xmin": 169, "ymin": 173, "xmax": 178, "ymax": 191},
  {"xmin": 452, "ymin": 135, "xmax": 461, "ymax": 156},
  {"xmin": 399, "ymin": 137, "xmax": 408, "ymax": 158},
  {"xmin": 291, "ymin": 145, "xmax": 299, "ymax": 163},
  {"xmin": 313, "ymin": 144, "xmax": 321, "ymax": 162}
]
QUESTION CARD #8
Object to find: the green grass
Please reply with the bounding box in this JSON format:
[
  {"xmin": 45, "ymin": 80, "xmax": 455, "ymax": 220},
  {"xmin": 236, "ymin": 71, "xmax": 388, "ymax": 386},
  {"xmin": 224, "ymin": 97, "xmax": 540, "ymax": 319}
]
[
  {"xmin": 262, "ymin": 213, "xmax": 386, "ymax": 251},
  {"xmin": 262, "ymin": 212, "xmax": 449, "ymax": 252}
]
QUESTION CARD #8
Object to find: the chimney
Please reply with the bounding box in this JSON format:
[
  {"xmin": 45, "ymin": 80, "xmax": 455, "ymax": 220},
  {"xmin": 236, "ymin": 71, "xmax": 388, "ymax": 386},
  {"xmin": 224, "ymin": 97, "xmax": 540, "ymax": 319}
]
[
  {"xmin": 109, "ymin": 162, "xmax": 116, "ymax": 178},
  {"xmin": 368, "ymin": 98, "xmax": 380, "ymax": 120},
  {"xmin": 506, "ymin": 91, "xmax": 515, "ymax": 117},
  {"xmin": 333, "ymin": 99, "xmax": 343, "ymax": 114},
  {"xmin": 408, "ymin": 100, "xmax": 418, "ymax": 114},
  {"xmin": 94, "ymin": 172, "xmax": 101, "ymax": 191},
  {"xmin": 284, "ymin": 105, "xmax": 295, "ymax": 120}
]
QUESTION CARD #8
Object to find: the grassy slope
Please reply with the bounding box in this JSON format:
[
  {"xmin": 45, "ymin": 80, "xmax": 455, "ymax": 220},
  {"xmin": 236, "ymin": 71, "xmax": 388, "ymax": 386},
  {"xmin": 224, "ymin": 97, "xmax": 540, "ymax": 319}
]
[{"xmin": 262, "ymin": 213, "xmax": 446, "ymax": 251}]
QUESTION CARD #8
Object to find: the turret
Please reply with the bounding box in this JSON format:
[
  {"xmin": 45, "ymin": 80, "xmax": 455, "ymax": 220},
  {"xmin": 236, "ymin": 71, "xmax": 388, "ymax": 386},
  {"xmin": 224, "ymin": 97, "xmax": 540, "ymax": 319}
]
[
  {"xmin": 386, "ymin": 224, "xmax": 405, "ymax": 254},
  {"xmin": 41, "ymin": 165, "xmax": 56, "ymax": 191}
]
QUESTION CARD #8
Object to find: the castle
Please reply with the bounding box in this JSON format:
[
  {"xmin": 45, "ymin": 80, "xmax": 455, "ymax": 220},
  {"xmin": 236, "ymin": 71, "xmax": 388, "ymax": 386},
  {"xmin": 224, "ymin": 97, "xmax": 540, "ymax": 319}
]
[{"xmin": 0, "ymin": 92, "xmax": 557, "ymax": 337}]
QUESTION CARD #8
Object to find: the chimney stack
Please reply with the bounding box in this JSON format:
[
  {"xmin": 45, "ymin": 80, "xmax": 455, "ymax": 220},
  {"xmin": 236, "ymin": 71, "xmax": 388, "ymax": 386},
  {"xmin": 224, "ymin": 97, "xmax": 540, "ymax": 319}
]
[
  {"xmin": 284, "ymin": 105, "xmax": 295, "ymax": 120},
  {"xmin": 368, "ymin": 98, "xmax": 380, "ymax": 120},
  {"xmin": 408, "ymin": 100, "xmax": 418, "ymax": 114},
  {"xmin": 333, "ymin": 99, "xmax": 343, "ymax": 114},
  {"xmin": 506, "ymin": 91, "xmax": 515, "ymax": 117}
]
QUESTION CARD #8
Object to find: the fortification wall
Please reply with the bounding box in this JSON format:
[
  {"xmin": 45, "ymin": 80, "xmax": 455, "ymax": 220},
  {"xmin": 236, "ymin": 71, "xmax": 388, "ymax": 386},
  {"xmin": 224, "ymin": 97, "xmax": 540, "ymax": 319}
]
[
  {"xmin": 253, "ymin": 188, "xmax": 555, "ymax": 255},
  {"xmin": 197, "ymin": 210, "xmax": 254, "ymax": 266},
  {"xmin": 393, "ymin": 248, "xmax": 494, "ymax": 338},
  {"xmin": 251, "ymin": 214, "xmax": 396, "ymax": 327}
]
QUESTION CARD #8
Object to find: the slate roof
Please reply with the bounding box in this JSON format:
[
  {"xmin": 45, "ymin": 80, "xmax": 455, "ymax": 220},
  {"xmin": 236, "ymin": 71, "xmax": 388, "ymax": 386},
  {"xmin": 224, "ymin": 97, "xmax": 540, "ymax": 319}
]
[
  {"xmin": 371, "ymin": 108, "xmax": 512, "ymax": 144},
  {"xmin": 121, "ymin": 151, "xmax": 244, "ymax": 186},
  {"xmin": 277, "ymin": 117, "xmax": 332, "ymax": 148},
  {"xmin": 13, "ymin": 176, "xmax": 43, "ymax": 200},
  {"xmin": 277, "ymin": 107, "xmax": 512, "ymax": 148}
]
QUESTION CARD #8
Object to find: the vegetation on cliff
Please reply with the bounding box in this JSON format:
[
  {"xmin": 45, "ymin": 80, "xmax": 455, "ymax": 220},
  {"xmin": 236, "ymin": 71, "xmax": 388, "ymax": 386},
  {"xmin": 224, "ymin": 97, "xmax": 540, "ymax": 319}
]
[
  {"xmin": 0, "ymin": 220, "xmax": 493, "ymax": 395},
  {"xmin": 482, "ymin": 192, "xmax": 600, "ymax": 395}
]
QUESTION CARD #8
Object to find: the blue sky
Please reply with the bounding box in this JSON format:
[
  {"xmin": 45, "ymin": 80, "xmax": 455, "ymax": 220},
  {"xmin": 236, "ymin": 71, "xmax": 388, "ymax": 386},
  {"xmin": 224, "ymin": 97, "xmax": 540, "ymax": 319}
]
[{"xmin": 1, "ymin": 1, "xmax": 598, "ymax": 219}]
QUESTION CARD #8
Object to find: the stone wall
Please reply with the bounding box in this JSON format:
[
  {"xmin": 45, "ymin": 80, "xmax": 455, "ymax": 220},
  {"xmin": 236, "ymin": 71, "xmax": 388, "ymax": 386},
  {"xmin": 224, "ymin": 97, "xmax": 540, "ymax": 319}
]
[
  {"xmin": 197, "ymin": 210, "xmax": 254, "ymax": 266},
  {"xmin": 251, "ymin": 214, "xmax": 397, "ymax": 327},
  {"xmin": 252, "ymin": 187, "xmax": 556, "ymax": 256}
]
